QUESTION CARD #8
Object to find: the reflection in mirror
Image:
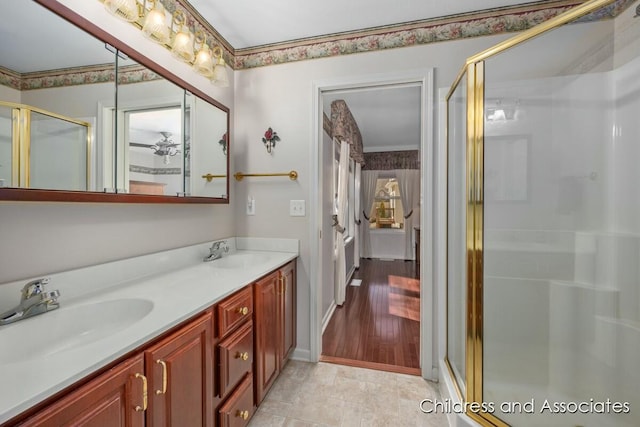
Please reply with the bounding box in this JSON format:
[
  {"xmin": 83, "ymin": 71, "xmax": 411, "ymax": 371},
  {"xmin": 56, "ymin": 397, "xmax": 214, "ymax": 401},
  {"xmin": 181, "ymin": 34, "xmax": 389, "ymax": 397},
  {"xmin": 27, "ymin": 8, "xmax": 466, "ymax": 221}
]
[
  {"xmin": 29, "ymin": 110, "xmax": 90, "ymax": 191},
  {"xmin": 0, "ymin": 0, "xmax": 115, "ymax": 192},
  {"xmin": 0, "ymin": 105, "xmax": 14, "ymax": 187},
  {"xmin": 113, "ymin": 56, "xmax": 185, "ymax": 196},
  {"xmin": 186, "ymin": 93, "xmax": 228, "ymax": 198},
  {"xmin": 0, "ymin": 0, "xmax": 230, "ymax": 202}
]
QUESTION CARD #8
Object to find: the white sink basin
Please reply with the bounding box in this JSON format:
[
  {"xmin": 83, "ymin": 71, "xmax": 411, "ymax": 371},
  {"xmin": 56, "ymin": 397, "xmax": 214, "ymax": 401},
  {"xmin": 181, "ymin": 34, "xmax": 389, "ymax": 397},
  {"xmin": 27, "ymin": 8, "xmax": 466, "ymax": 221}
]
[
  {"xmin": 210, "ymin": 253, "xmax": 271, "ymax": 269},
  {"xmin": 0, "ymin": 298, "xmax": 153, "ymax": 364}
]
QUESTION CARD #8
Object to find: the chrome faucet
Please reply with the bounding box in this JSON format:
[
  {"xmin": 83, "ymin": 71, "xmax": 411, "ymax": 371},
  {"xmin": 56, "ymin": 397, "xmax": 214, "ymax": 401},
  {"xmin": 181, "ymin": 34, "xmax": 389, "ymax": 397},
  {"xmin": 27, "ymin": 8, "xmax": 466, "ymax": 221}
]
[
  {"xmin": 0, "ymin": 278, "xmax": 60, "ymax": 326},
  {"xmin": 203, "ymin": 240, "xmax": 229, "ymax": 262}
]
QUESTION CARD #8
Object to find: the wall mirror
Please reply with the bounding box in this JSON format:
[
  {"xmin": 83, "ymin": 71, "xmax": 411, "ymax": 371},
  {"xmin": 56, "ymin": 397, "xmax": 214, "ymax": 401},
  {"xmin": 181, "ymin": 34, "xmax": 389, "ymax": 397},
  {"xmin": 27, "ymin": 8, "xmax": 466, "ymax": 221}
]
[{"xmin": 0, "ymin": 0, "xmax": 229, "ymax": 203}]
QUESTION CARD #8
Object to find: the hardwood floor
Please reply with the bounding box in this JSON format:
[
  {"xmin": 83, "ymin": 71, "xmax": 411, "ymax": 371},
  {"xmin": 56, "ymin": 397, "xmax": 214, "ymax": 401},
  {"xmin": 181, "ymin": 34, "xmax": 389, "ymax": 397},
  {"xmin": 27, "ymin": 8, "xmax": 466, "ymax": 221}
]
[{"xmin": 321, "ymin": 258, "xmax": 420, "ymax": 373}]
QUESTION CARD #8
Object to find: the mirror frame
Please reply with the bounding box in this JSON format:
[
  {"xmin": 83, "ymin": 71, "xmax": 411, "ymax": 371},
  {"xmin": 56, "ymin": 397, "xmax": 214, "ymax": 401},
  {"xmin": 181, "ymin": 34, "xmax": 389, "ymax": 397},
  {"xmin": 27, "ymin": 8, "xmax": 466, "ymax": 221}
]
[{"xmin": 0, "ymin": 0, "xmax": 230, "ymax": 204}]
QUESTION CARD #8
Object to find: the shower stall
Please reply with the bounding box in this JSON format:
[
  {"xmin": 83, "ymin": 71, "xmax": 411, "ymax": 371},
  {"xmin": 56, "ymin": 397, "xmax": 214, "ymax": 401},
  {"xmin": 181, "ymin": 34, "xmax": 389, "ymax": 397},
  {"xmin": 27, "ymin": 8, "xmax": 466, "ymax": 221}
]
[
  {"xmin": 0, "ymin": 101, "xmax": 91, "ymax": 191},
  {"xmin": 445, "ymin": 0, "xmax": 640, "ymax": 426}
]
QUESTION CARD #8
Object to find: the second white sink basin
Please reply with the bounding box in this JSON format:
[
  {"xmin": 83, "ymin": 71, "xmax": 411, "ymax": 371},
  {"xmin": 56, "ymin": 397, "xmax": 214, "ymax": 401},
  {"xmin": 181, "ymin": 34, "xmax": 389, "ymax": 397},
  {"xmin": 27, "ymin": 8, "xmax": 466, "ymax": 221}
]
[
  {"xmin": 0, "ymin": 298, "xmax": 153, "ymax": 364},
  {"xmin": 210, "ymin": 253, "xmax": 271, "ymax": 269}
]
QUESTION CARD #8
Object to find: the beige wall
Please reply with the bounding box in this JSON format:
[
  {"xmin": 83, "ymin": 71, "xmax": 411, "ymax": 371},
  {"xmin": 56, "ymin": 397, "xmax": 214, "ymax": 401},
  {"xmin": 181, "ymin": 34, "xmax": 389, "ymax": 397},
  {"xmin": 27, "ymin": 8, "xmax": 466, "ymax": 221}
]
[{"xmin": 233, "ymin": 33, "xmax": 511, "ymax": 353}]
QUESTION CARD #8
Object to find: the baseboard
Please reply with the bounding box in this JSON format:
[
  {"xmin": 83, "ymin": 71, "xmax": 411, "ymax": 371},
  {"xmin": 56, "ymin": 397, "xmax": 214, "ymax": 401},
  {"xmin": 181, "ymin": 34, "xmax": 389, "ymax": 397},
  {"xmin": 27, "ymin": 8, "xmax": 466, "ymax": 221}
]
[
  {"xmin": 321, "ymin": 302, "xmax": 337, "ymax": 333},
  {"xmin": 320, "ymin": 355, "xmax": 421, "ymax": 376},
  {"xmin": 346, "ymin": 265, "xmax": 356, "ymax": 283},
  {"xmin": 290, "ymin": 348, "xmax": 311, "ymax": 362}
]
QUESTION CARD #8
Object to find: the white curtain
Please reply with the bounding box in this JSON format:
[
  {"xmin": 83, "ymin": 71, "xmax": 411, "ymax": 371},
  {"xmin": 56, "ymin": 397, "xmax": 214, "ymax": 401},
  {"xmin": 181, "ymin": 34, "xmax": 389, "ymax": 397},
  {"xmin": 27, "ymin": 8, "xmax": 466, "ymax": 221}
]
[
  {"xmin": 360, "ymin": 170, "xmax": 379, "ymax": 258},
  {"xmin": 353, "ymin": 163, "xmax": 361, "ymax": 268},
  {"xmin": 395, "ymin": 169, "xmax": 420, "ymax": 260},
  {"xmin": 334, "ymin": 139, "xmax": 350, "ymax": 306}
]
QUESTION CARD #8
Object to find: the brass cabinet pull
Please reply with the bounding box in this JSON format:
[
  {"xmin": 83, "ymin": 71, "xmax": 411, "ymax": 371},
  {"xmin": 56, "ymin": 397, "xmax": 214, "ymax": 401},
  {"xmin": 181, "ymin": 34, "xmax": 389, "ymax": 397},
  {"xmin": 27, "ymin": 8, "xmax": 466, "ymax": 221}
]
[
  {"xmin": 236, "ymin": 409, "xmax": 249, "ymax": 420},
  {"xmin": 237, "ymin": 306, "xmax": 249, "ymax": 315},
  {"xmin": 156, "ymin": 359, "xmax": 167, "ymax": 395},
  {"xmin": 134, "ymin": 373, "xmax": 148, "ymax": 412},
  {"xmin": 235, "ymin": 351, "xmax": 249, "ymax": 361}
]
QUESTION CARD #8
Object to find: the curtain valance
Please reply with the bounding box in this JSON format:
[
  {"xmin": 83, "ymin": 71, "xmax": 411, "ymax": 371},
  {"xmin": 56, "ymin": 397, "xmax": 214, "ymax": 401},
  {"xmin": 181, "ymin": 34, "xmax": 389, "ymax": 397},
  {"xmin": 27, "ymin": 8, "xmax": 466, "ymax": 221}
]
[{"xmin": 330, "ymin": 100, "xmax": 365, "ymax": 165}]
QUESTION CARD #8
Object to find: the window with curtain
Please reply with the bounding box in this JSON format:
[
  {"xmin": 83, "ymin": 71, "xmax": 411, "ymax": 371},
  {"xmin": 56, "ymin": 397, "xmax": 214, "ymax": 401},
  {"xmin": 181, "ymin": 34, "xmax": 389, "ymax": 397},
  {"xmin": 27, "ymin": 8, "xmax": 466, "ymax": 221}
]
[{"xmin": 369, "ymin": 176, "xmax": 405, "ymax": 229}]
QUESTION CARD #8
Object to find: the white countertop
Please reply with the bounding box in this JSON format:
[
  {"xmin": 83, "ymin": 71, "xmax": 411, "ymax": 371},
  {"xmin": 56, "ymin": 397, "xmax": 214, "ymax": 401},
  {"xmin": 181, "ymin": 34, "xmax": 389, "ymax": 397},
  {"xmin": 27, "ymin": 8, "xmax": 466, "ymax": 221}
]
[{"xmin": 0, "ymin": 238, "xmax": 298, "ymax": 424}]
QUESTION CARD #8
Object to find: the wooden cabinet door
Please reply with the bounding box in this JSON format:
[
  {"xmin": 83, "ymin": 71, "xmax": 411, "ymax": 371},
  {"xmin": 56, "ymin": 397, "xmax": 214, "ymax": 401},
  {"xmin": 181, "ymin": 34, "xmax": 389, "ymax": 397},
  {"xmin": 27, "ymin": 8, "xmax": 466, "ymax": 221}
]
[
  {"xmin": 279, "ymin": 261, "xmax": 296, "ymax": 363},
  {"xmin": 20, "ymin": 355, "xmax": 145, "ymax": 427},
  {"xmin": 145, "ymin": 311, "xmax": 213, "ymax": 427},
  {"xmin": 253, "ymin": 271, "xmax": 279, "ymax": 404}
]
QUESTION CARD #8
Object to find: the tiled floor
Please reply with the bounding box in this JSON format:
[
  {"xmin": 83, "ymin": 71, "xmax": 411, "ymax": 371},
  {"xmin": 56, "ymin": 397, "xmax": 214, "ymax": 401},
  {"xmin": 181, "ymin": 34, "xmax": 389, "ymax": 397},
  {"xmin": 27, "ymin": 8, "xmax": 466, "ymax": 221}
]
[{"xmin": 248, "ymin": 360, "xmax": 449, "ymax": 427}]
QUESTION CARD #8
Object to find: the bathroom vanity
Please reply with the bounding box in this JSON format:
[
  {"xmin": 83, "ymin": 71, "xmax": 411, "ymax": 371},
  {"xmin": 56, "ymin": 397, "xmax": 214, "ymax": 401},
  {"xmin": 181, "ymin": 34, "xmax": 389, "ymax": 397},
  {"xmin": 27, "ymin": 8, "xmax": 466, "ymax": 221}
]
[{"xmin": 0, "ymin": 238, "xmax": 298, "ymax": 427}]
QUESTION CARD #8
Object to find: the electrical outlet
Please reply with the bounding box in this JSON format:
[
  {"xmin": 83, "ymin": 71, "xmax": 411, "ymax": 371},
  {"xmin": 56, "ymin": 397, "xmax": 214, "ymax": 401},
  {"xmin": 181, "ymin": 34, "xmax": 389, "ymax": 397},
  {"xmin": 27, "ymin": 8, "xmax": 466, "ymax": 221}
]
[
  {"xmin": 247, "ymin": 197, "xmax": 255, "ymax": 215},
  {"xmin": 290, "ymin": 200, "xmax": 305, "ymax": 216}
]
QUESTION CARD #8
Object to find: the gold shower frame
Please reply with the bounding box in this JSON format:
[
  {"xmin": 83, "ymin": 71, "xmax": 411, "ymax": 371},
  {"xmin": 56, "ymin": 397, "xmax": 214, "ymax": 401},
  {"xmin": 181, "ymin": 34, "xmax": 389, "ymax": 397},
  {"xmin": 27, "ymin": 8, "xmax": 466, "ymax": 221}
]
[
  {"xmin": 444, "ymin": 0, "xmax": 616, "ymax": 425},
  {"xmin": 0, "ymin": 101, "xmax": 92, "ymax": 189}
]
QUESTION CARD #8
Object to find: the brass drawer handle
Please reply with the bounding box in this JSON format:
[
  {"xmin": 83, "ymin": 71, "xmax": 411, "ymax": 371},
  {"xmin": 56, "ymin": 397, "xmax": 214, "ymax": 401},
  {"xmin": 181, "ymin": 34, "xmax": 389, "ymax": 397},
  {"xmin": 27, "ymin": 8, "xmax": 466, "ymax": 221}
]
[
  {"xmin": 236, "ymin": 409, "xmax": 249, "ymax": 420},
  {"xmin": 134, "ymin": 373, "xmax": 148, "ymax": 412},
  {"xmin": 156, "ymin": 359, "xmax": 167, "ymax": 395},
  {"xmin": 235, "ymin": 351, "xmax": 249, "ymax": 361},
  {"xmin": 237, "ymin": 306, "xmax": 249, "ymax": 315}
]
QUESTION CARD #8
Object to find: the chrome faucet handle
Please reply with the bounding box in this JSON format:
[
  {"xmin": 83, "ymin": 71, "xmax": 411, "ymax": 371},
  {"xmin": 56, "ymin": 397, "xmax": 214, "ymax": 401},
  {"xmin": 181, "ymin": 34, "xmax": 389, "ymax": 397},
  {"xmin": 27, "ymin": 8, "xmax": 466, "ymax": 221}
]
[
  {"xmin": 45, "ymin": 289, "xmax": 61, "ymax": 303},
  {"xmin": 210, "ymin": 240, "xmax": 229, "ymax": 253},
  {"xmin": 21, "ymin": 277, "xmax": 50, "ymax": 301}
]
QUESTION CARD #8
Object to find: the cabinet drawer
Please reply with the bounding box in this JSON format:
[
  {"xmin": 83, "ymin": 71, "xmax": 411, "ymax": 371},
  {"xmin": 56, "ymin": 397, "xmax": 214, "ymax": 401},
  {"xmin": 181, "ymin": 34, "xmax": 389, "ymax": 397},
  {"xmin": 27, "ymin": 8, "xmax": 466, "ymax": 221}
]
[
  {"xmin": 217, "ymin": 286, "xmax": 253, "ymax": 337},
  {"xmin": 218, "ymin": 374, "xmax": 254, "ymax": 427},
  {"xmin": 218, "ymin": 321, "xmax": 253, "ymax": 397}
]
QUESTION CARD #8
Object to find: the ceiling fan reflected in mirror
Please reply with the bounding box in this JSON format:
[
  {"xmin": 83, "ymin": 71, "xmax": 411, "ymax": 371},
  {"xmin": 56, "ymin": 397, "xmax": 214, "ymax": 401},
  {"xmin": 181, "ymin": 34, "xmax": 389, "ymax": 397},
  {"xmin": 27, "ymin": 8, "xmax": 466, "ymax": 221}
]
[{"xmin": 130, "ymin": 131, "xmax": 181, "ymax": 164}]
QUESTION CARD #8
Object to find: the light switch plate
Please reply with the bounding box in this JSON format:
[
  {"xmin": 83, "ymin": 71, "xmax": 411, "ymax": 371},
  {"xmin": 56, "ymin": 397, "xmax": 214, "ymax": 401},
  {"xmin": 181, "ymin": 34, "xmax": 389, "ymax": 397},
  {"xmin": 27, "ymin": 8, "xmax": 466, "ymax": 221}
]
[
  {"xmin": 247, "ymin": 197, "xmax": 255, "ymax": 215},
  {"xmin": 290, "ymin": 200, "xmax": 305, "ymax": 216}
]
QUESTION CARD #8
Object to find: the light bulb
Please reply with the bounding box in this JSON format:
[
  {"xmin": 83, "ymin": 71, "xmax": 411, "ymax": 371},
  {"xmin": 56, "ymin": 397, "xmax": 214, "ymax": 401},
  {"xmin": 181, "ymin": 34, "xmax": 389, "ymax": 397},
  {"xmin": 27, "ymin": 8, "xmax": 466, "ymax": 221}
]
[
  {"xmin": 193, "ymin": 45, "xmax": 213, "ymax": 77},
  {"xmin": 142, "ymin": 3, "xmax": 169, "ymax": 44},
  {"xmin": 172, "ymin": 28, "xmax": 194, "ymax": 62},
  {"xmin": 104, "ymin": 0, "xmax": 138, "ymax": 22}
]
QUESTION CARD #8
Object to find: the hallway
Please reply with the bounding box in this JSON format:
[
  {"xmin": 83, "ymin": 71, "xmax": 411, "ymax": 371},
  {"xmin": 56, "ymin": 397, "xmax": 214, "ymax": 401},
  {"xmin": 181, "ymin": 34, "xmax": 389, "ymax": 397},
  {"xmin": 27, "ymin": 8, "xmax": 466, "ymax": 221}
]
[{"xmin": 321, "ymin": 258, "xmax": 420, "ymax": 373}]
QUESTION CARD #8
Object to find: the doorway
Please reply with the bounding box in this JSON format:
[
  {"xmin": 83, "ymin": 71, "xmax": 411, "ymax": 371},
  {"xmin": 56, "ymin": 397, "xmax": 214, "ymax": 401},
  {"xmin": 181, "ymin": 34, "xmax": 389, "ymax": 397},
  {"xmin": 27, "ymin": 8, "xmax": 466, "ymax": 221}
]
[{"xmin": 310, "ymin": 70, "xmax": 435, "ymax": 380}]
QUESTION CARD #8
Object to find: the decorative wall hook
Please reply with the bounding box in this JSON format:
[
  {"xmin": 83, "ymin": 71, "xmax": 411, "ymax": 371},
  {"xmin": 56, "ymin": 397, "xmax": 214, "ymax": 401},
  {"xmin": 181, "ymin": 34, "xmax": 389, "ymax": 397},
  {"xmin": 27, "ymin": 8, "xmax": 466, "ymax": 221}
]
[
  {"xmin": 218, "ymin": 132, "xmax": 228, "ymax": 155},
  {"xmin": 262, "ymin": 127, "xmax": 280, "ymax": 153}
]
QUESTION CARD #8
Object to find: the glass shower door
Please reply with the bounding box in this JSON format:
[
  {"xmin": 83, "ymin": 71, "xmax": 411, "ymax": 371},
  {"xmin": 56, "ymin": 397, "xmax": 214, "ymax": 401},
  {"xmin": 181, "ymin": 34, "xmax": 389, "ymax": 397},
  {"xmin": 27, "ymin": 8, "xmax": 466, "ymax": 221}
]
[
  {"xmin": 446, "ymin": 1, "xmax": 639, "ymax": 426},
  {"xmin": 446, "ymin": 71, "xmax": 468, "ymax": 396},
  {"xmin": 29, "ymin": 111, "xmax": 89, "ymax": 191}
]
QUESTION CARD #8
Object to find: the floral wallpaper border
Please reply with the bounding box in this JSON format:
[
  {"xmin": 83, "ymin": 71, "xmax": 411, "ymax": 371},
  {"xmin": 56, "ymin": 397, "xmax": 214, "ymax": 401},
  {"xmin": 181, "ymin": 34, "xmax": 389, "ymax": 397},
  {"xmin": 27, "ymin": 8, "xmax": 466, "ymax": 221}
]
[
  {"xmin": 0, "ymin": 64, "xmax": 164, "ymax": 92},
  {"xmin": 234, "ymin": 0, "xmax": 635, "ymax": 69},
  {"xmin": 1, "ymin": 0, "xmax": 634, "ymax": 91}
]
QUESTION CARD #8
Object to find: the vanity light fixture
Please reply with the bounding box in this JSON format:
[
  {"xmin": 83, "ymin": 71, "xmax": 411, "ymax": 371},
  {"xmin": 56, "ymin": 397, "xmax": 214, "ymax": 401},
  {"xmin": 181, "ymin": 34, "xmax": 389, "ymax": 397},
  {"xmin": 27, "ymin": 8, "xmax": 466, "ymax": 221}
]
[
  {"xmin": 171, "ymin": 10, "xmax": 194, "ymax": 62},
  {"xmin": 102, "ymin": 0, "xmax": 229, "ymax": 86},
  {"xmin": 193, "ymin": 31, "xmax": 214, "ymax": 77},
  {"xmin": 211, "ymin": 46, "xmax": 230, "ymax": 88},
  {"xmin": 142, "ymin": 0, "xmax": 169, "ymax": 44}
]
